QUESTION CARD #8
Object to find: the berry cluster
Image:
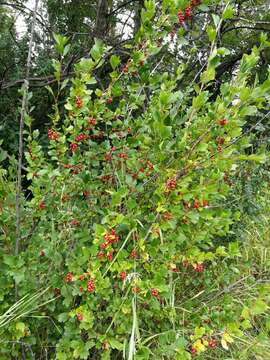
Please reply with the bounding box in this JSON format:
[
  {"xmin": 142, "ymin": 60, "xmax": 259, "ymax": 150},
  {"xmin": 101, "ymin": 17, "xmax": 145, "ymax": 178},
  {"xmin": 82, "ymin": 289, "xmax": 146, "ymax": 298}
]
[
  {"xmin": 75, "ymin": 96, "xmax": 83, "ymax": 108},
  {"xmin": 48, "ymin": 128, "xmax": 59, "ymax": 141},
  {"xmin": 218, "ymin": 118, "xmax": 229, "ymax": 126},
  {"xmin": 166, "ymin": 177, "xmax": 177, "ymax": 191},
  {"xmin": 65, "ymin": 272, "xmax": 73, "ymax": 283},
  {"xmin": 101, "ymin": 229, "xmax": 120, "ymax": 250},
  {"xmin": 69, "ymin": 143, "xmax": 78, "ymax": 152},
  {"xmin": 87, "ymin": 279, "xmax": 95, "ymax": 292},
  {"xmin": 75, "ymin": 133, "xmax": 89, "ymax": 143}
]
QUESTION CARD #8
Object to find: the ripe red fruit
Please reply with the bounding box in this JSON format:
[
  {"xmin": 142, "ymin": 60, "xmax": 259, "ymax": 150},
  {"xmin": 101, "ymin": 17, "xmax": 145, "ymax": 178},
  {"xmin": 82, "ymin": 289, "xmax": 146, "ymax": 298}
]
[
  {"xmin": 65, "ymin": 272, "xmax": 73, "ymax": 283},
  {"xmin": 208, "ymin": 339, "xmax": 217, "ymax": 348},
  {"xmin": 87, "ymin": 279, "xmax": 95, "ymax": 292},
  {"xmin": 119, "ymin": 152, "xmax": 127, "ymax": 159},
  {"xmin": 75, "ymin": 133, "xmax": 88, "ymax": 142},
  {"xmin": 218, "ymin": 118, "xmax": 228, "ymax": 126},
  {"xmin": 123, "ymin": 64, "xmax": 129, "ymax": 73},
  {"xmin": 70, "ymin": 219, "xmax": 80, "ymax": 227},
  {"xmin": 107, "ymin": 251, "xmax": 113, "ymax": 262},
  {"xmin": 107, "ymin": 97, "xmax": 113, "ymax": 104},
  {"xmin": 217, "ymin": 145, "xmax": 222, "ymax": 153},
  {"xmin": 79, "ymin": 286, "xmax": 84, "ymax": 293},
  {"xmin": 163, "ymin": 212, "xmax": 173, "ymax": 221},
  {"xmin": 193, "ymin": 199, "xmax": 200, "ymax": 209},
  {"xmin": 40, "ymin": 250, "xmax": 45, "ymax": 257},
  {"xmin": 190, "ymin": 346, "xmax": 197, "ymax": 354},
  {"xmin": 130, "ymin": 249, "xmax": 138, "ymax": 259},
  {"xmin": 120, "ymin": 271, "xmax": 127, "ymax": 281},
  {"xmin": 75, "ymin": 96, "xmax": 83, "ymax": 108},
  {"xmin": 151, "ymin": 288, "xmax": 159, "ymax": 297},
  {"xmin": 194, "ymin": 263, "xmax": 204, "ymax": 272},
  {"xmin": 39, "ymin": 201, "xmax": 46, "ymax": 210},
  {"xmin": 54, "ymin": 288, "xmax": 61, "ymax": 296},
  {"xmin": 178, "ymin": 10, "xmax": 184, "ymax": 25},
  {"xmin": 216, "ymin": 137, "xmax": 225, "ymax": 146},
  {"xmin": 48, "ymin": 129, "xmax": 58, "ymax": 141},
  {"xmin": 70, "ymin": 143, "xmax": 78, "ymax": 152},
  {"xmin": 166, "ymin": 177, "xmax": 177, "ymax": 191},
  {"xmin": 77, "ymin": 313, "xmax": 83, "ymax": 321},
  {"xmin": 89, "ymin": 117, "xmax": 97, "ymax": 125},
  {"xmin": 185, "ymin": 6, "xmax": 192, "ymax": 20},
  {"xmin": 202, "ymin": 199, "xmax": 208, "ymax": 207},
  {"xmin": 97, "ymin": 251, "xmax": 104, "ymax": 259},
  {"xmin": 79, "ymin": 274, "xmax": 85, "ymax": 281}
]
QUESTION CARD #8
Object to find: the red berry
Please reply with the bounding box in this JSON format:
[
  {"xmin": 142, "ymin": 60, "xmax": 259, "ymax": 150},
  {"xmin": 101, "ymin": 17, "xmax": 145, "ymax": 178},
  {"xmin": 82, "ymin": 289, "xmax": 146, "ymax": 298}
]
[
  {"xmin": 79, "ymin": 274, "xmax": 85, "ymax": 281},
  {"xmin": 208, "ymin": 339, "xmax": 217, "ymax": 348},
  {"xmin": 120, "ymin": 271, "xmax": 127, "ymax": 281},
  {"xmin": 79, "ymin": 286, "xmax": 84, "ymax": 293},
  {"xmin": 75, "ymin": 96, "xmax": 83, "ymax": 108},
  {"xmin": 77, "ymin": 313, "xmax": 83, "ymax": 321},
  {"xmin": 194, "ymin": 263, "xmax": 204, "ymax": 272},
  {"xmin": 163, "ymin": 212, "xmax": 173, "ymax": 221},
  {"xmin": 48, "ymin": 129, "xmax": 58, "ymax": 141},
  {"xmin": 166, "ymin": 177, "xmax": 177, "ymax": 191},
  {"xmin": 123, "ymin": 64, "xmax": 129, "ymax": 73},
  {"xmin": 202, "ymin": 199, "xmax": 208, "ymax": 207},
  {"xmin": 87, "ymin": 279, "xmax": 95, "ymax": 292},
  {"xmin": 190, "ymin": 346, "xmax": 197, "ymax": 354},
  {"xmin": 216, "ymin": 137, "xmax": 225, "ymax": 146},
  {"xmin": 107, "ymin": 251, "xmax": 113, "ymax": 262},
  {"xmin": 54, "ymin": 288, "xmax": 61, "ymax": 296},
  {"xmin": 65, "ymin": 272, "xmax": 73, "ymax": 283},
  {"xmin": 119, "ymin": 152, "xmax": 127, "ymax": 159},
  {"xmin": 178, "ymin": 10, "xmax": 184, "ymax": 25},
  {"xmin": 130, "ymin": 250, "xmax": 138, "ymax": 259},
  {"xmin": 40, "ymin": 250, "xmax": 45, "ymax": 257},
  {"xmin": 107, "ymin": 97, "xmax": 113, "ymax": 104},
  {"xmin": 70, "ymin": 219, "xmax": 80, "ymax": 226},
  {"xmin": 185, "ymin": 6, "xmax": 192, "ymax": 20},
  {"xmin": 101, "ymin": 242, "xmax": 109, "ymax": 250},
  {"xmin": 193, "ymin": 199, "xmax": 200, "ymax": 209},
  {"xmin": 98, "ymin": 251, "xmax": 104, "ymax": 259},
  {"xmin": 151, "ymin": 288, "xmax": 159, "ymax": 297},
  {"xmin": 39, "ymin": 201, "xmax": 46, "ymax": 210},
  {"xmin": 89, "ymin": 117, "xmax": 96, "ymax": 125},
  {"xmin": 218, "ymin": 118, "xmax": 228, "ymax": 126},
  {"xmin": 70, "ymin": 143, "xmax": 78, "ymax": 152}
]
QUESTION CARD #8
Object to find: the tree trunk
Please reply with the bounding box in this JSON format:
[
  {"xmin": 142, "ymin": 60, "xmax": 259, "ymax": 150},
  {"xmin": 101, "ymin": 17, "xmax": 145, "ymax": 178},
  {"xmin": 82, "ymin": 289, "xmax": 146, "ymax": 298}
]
[{"xmin": 95, "ymin": 0, "xmax": 108, "ymax": 39}]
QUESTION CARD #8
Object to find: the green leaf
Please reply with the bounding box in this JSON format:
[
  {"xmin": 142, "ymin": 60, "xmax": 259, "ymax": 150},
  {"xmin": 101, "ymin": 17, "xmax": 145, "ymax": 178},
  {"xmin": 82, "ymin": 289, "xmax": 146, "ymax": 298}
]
[
  {"xmin": 251, "ymin": 299, "xmax": 268, "ymax": 315},
  {"xmin": 201, "ymin": 67, "xmax": 215, "ymax": 84},
  {"xmin": 110, "ymin": 55, "xmax": 120, "ymax": 70},
  {"xmin": 90, "ymin": 39, "xmax": 103, "ymax": 62}
]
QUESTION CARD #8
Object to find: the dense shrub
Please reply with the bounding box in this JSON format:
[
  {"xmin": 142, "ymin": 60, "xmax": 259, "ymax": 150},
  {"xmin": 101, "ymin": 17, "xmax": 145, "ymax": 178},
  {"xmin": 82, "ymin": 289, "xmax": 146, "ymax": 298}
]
[{"xmin": 0, "ymin": 1, "xmax": 269, "ymax": 359}]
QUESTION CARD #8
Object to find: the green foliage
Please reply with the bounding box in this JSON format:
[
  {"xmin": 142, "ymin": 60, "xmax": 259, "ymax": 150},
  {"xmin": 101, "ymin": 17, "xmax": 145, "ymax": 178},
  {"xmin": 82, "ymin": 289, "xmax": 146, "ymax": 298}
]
[{"xmin": 0, "ymin": 1, "xmax": 270, "ymax": 359}]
